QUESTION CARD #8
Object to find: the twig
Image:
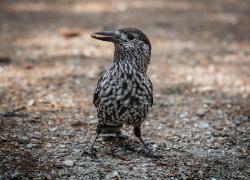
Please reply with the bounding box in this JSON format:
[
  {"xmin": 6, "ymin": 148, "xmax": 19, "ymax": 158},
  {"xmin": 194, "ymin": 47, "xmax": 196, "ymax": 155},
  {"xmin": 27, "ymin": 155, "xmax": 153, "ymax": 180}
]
[{"xmin": 0, "ymin": 106, "xmax": 26, "ymax": 117}]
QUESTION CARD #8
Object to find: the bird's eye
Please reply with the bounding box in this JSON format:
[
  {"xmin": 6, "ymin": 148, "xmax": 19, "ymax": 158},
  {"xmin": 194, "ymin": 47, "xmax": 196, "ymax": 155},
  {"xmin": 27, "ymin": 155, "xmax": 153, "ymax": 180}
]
[{"xmin": 127, "ymin": 33, "xmax": 134, "ymax": 40}]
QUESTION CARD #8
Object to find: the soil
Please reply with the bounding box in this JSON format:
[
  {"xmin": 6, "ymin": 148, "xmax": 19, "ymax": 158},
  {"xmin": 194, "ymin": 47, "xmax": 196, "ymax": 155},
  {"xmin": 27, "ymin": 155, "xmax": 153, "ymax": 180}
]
[{"xmin": 0, "ymin": 0, "xmax": 249, "ymax": 179}]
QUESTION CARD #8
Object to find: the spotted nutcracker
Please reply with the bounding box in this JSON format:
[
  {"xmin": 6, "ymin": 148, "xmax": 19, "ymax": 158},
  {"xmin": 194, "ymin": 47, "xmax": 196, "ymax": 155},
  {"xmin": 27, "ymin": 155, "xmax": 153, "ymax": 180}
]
[{"xmin": 90, "ymin": 28, "xmax": 154, "ymax": 156}]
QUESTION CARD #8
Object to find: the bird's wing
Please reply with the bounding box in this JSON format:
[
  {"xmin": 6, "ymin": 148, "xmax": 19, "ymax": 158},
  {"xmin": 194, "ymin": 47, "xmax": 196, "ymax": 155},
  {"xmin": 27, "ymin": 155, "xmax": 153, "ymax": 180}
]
[
  {"xmin": 93, "ymin": 74, "xmax": 104, "ymax": 107},
  {"xmin": 132, "ymin": 74, "xmax": 153, "ymax": 107},
  {"xmin": 147, "ymin": 77, "xmax": 153, "ymax": 107}
]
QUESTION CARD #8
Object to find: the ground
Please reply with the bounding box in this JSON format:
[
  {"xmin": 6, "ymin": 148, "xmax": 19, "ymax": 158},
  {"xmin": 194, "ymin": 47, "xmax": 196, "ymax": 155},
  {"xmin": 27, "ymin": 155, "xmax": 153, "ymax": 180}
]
[{"xmin": 0, "ymin": 0, "xmax": 250, "ymax": 179}]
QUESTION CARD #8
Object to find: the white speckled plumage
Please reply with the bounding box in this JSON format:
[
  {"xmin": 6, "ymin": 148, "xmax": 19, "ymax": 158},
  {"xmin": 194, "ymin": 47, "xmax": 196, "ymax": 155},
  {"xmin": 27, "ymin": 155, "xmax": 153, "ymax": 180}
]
[
  {"xmin": 93, "ymin": 28, "xmax": 153, "ymax": 128},
  {"xmin": 90, "ymin": 28, "xmax": 155, "ymax": 155}
]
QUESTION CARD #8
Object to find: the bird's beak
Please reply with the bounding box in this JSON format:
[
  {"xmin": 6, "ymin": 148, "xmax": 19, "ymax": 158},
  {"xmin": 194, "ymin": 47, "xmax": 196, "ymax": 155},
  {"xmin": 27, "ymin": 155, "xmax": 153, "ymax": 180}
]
[{"xmin": 91, "ymin": 31, "xmax": 120, "ymax": 42}]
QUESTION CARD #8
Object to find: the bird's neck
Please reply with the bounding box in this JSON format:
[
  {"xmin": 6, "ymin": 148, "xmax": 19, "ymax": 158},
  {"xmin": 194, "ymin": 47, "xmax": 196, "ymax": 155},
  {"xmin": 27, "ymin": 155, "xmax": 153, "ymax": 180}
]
[{"xmin": 113, "ymin": 45, "xmax": 150, "ymax": 74}]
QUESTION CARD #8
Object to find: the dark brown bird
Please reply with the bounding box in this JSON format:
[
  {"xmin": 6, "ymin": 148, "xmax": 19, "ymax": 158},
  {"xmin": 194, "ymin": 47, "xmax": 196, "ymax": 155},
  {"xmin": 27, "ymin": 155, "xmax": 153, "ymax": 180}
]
[{"xmin": 90, "ymin": 28, "xmax": 154, "ymax": 156}]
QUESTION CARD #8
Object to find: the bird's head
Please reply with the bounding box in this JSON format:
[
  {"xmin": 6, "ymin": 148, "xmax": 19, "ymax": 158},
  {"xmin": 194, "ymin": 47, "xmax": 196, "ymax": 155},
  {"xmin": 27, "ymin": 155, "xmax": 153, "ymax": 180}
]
[{"xmin": 91, "ymin": 28, "xmax": 151, "ymax": 72}]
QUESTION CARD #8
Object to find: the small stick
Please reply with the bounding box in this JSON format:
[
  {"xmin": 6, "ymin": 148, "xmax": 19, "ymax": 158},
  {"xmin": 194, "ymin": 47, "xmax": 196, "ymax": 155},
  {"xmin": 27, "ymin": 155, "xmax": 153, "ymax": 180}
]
[{"xmin": 0, "ymin": 106, "xmax": 26, "ymax": 117}]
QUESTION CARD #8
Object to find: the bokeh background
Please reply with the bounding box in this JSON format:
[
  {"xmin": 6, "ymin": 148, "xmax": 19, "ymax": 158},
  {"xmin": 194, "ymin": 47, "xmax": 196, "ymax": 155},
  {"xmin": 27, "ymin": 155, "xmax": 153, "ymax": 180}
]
[{"xmin": 0, "ymin": 0, "xmax": 249, "ymax": 179}]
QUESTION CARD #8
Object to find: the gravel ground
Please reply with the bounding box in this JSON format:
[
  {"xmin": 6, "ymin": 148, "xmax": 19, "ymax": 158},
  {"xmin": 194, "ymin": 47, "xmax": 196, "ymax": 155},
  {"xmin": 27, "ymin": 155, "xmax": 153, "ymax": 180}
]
[{"xmin": 0, "ymin": 0, "xmax": 250, "ymax": 179}]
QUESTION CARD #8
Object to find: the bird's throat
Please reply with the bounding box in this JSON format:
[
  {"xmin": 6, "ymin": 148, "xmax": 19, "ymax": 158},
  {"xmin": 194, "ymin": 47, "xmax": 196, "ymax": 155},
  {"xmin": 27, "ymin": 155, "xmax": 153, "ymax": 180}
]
[{"xmin": 113, "ymin": 45, "xmax": 150, "ymax": 74}]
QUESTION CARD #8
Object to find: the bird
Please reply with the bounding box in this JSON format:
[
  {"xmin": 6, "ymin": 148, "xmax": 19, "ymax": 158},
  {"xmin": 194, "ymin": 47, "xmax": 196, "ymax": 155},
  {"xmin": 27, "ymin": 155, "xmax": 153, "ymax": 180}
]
[{"xmin": 90, "ymin": 27, "xmax": 154, "ymax": 157}]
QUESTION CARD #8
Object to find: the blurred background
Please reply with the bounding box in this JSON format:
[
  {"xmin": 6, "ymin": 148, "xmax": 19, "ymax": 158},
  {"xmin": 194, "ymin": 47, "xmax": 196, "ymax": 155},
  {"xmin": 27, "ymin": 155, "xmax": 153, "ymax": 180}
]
[{"xmin": 0, "ymin": 0, "xmax": 249, "ymax": 179}]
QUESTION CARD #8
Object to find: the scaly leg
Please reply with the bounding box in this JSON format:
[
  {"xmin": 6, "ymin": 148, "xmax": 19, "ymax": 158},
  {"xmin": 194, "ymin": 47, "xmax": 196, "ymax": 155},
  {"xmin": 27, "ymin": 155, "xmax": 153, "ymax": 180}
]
[
  {"xmin": 134, "ymin": 126, "xmax": 161, "ymax": 159},
  {"xmin": 89, "ymin": 124, "xmax": 102, "ymax": 158},
  {"xmin": 134, "ymin": 126, "xmax": 150, "ymax": 152}
]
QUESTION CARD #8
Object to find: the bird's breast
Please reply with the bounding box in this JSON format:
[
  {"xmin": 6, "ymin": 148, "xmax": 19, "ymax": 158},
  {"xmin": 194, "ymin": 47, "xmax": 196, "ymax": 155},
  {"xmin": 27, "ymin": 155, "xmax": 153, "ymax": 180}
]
[{"xmin": 98, "ymin": 68, "xmax": 151, "ymax": 107}]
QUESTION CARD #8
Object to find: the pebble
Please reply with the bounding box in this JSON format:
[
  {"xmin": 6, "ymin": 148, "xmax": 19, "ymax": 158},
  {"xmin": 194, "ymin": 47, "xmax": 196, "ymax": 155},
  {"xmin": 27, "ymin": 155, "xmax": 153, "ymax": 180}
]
[
  {"xmin": 11, "ymin": 171, "xmax": 21, "ymax": 179},
  {"xmin": 26, "ymin": 143, "xmax": 35, "ymax": 149},
  {"xmin": 44, "ymin": 174, "xmax": 52, "ymax": 180},
  {"xmin": 69, "ymin": 175, "xmax": 77, "ymax": 180},
  {"xmin": 19, "ymin": 136, "xmax": 29, "ymax": 144},
  {"xmin": 27, "ymin": 99, "xmax": 35, "ymax": 106},
  {"xmin": 63, "ymin": 159, "xmax": 75, "ymax": 167},
  {"xmin": 233, "ymin": 115, "xmax": 249, "ymax": 125},
  {"xmin": 203, "ymin": 163, "xmax": 209, "ymax": 168},
  {"xmin": 196, "ymin": 109, "xmax": 206, "ymax": 117},
  {"xmin": 197, "ymin": 121, "xmax": 209, "ymax": 129},
  {"xmin": 109, "ymin": 171, "xmax": 120, "ymax": 179},
  {"xmin": 49, "ymin": 127, "xmax": 58, "ymax": 132},
  {"xmin": 179, "ymin": 112, "xmax": 188, "ymax": 118},
  {"xmin": 186, "ymin": 161, "xmax": 193, "ymax": 166},
  {"xmin": 61, "ymin": 130, "xmax": 76, "ymax": 137},
  {"xmin": 205, "ymin": 131, "xmax": 212, "ymax": 139}
]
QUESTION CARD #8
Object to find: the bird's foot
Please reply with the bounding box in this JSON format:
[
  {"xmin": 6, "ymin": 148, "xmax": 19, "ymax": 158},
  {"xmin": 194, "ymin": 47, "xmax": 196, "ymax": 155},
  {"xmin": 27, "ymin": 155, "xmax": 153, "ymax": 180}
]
[
  {"xmin": 90, "ymin": 148, "xmax": 98, "ymax": 159},
  {"xmin": 82, "ymin": 148, "xmax": 99, "ymax": 159},
  {"xmin": 140, "ymin": 144, "xmax": 163, "ymax": 159}
]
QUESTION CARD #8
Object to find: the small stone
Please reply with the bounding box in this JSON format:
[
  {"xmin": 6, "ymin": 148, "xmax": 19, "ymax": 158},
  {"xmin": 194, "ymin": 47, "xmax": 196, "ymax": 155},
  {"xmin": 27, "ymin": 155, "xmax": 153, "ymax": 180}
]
[
  {"xmin": 11, "ymin": 171, "xmax": 21, "ymax": 178},
  {"xmin": 27, "ymin": 99, "xmax": 35, "ymax": 106},
  {"xmin": 198, "ymin": 170, "xmax": 204, "ymax": 177},
  {"xmin": 63, "ymin": 159, "xmax": 75, "ymax": 167},
  {"xmin": 110, "ymin": 171, "xmax": 120, "ymax": 179},
  {"xmin": 49, "ymin": 127, "xmax": 57, "ymax": 132},
  {"xmin": 61, "ymin": 130, "xmax": 76, "ymax": 137},
  {"xmin": 226, "ymin": 104, "xmax": 232, "ymax": 108},
  {"xmin": 203, "ymin": 163, "xmax": 209, "ymax": 168},
  {"xmin": 73, "ymin": 149, "xmax": 81, "ymax": 154},
  {"xmin": 44, "ymin": 174, "xmax": 52, "ymax": 180},
  {"xmin": 205, "ymin": 131, "xmax": 212, "ymax": 139},
  {"xmin": 152, "ymin": 143, "xmax": 158, "ymax": 149},
  {"xmin": 196, "ymin": 109, "xmax": 206, "ymax": 117},
  {"xmin": 233, "ymin": 115, "xmax": 249, "ymax": 125},
  {"xmin": 19, "ymin": 136, "xmax": 29, "ymax": 144},
  {"xmin": 197, "ymin": 121, "xmax": 209, "ymax": 129},
  {"xmin": 26, "ymin": 143, "xmax": 35, "ymax": 149},
  {"xmin": 69, "ymin": 176, "xmax": 76, "ymax": 180},
  {"xmin": 203, "ymin": 104, "xmax": 208, "ymax": 108},
  {"xmin": 179, "ymin": 112, "xmax": 188, "ymax": 118}
]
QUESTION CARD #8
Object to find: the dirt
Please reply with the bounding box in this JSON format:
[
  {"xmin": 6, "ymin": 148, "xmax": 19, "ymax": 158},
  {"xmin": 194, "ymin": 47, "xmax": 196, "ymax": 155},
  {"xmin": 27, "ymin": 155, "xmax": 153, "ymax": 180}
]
[{"xmin": 0, "ymin": 0, "xmax": 250, "ymax": 179}]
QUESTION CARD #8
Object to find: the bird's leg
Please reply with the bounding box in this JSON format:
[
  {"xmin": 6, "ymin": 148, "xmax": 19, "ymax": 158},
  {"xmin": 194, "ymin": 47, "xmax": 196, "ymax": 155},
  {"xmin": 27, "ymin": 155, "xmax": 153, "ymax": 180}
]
[
  {"xmin": 89, "ymin": 124, "xmax": 102, "ymax": 158},
  {"xmin": 90, "ymin": 133, "xmax": 100, "ymax": 152},
  {"xmin": 134, "ymin": 126, "xmax": 150, "ymax": 152},
  {"xmin": 134, "ymin": 126, "xmax": 162, "ymax": 159}
]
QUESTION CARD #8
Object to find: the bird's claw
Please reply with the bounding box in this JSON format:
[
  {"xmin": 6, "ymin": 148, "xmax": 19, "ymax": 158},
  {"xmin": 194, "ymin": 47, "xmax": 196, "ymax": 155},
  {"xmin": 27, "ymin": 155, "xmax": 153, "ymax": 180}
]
[
  {"xmin": 90, "ymin": 148, "xmax": 98, "ymax": 158},
  {"xmin": 82, "ymin": 148, "xmax": 98, "ymax": 159}
]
